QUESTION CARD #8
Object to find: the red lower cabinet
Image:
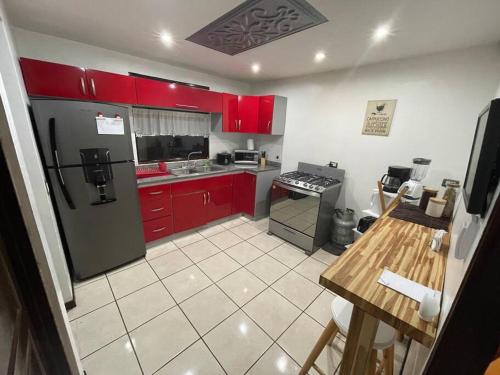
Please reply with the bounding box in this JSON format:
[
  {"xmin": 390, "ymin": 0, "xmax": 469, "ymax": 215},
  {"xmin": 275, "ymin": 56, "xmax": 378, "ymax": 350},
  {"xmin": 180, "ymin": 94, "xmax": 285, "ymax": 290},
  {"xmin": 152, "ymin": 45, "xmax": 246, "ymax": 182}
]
[
  {"xmin": 139, "ymin": 173, "xmax": 253, "ymax": 241},
  {"xmin": 206, "ymin": 185, "xmax": 233, "ymax": 221},
  {"xmin": 172, "ymin": 191, "xmax": 208, "ymax": 233},
  {"xmin": 232, "ymin": 173, "xmax": 256, "ymax": 216},
  {"xmin": 143, "ymin": 216, "xmax": 173, "ymax": 242},
  {"xmin": 139, "ymin": 183, "xmax": 173, "ymax": 243}
]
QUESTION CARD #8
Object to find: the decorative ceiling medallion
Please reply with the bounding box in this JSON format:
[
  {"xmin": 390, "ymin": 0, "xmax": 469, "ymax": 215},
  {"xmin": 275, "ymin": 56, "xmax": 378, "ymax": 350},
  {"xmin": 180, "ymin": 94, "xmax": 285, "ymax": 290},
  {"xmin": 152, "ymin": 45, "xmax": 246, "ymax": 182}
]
[{"xmin": 186, "ymin": 0, "xmax": 328, "ymax": 56}]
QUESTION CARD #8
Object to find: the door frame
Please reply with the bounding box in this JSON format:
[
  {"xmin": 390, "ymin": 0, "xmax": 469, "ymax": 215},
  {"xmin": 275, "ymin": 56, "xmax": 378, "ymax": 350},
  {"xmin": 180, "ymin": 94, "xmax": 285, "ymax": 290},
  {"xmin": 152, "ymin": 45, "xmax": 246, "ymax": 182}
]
[
  {"xmin": 0, "ymin": 145, "xmax": 74, "ymax": 374},
  {"xmin": 423, "ymin": 191, "xmax": 500, "ymax": 374}
]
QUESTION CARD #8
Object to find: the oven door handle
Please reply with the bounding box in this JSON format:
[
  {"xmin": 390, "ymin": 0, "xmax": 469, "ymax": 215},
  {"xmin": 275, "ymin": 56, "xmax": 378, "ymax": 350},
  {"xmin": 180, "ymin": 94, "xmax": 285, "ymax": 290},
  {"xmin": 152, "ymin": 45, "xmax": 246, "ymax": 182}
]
[{"xmin": 273, "ymin": 181, "xmax": 321, "ymax": 198}]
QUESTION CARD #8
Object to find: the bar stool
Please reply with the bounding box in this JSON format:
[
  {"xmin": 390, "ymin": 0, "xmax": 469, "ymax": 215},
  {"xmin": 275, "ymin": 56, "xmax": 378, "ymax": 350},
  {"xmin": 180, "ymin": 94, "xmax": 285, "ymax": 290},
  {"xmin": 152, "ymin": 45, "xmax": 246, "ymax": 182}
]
[{"xmin": 300, "ymin": 297, "xmax": 396, "ymax": 375}]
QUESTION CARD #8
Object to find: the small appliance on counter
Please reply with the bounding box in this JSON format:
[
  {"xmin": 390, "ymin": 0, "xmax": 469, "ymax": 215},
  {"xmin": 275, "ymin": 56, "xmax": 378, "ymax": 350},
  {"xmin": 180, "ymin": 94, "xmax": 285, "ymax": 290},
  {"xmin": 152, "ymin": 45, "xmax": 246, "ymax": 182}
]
[
  {"xmin": 234, "ymin": 149, "xmax": 259, "ymax": 165},
  {"xmin": 216, "ymin": 152, "xmax": 232, "ymax": 165},
  {"xmin": 381, "ymin": 165, "xmax": 411, "ymax": 193},
  {"xmin": 247, "ymin": 138, "xmax": 255, "ymax": 150},
  {"xmin": 399, "ymin": 158, "xmax": 432, "ymax": 204}
]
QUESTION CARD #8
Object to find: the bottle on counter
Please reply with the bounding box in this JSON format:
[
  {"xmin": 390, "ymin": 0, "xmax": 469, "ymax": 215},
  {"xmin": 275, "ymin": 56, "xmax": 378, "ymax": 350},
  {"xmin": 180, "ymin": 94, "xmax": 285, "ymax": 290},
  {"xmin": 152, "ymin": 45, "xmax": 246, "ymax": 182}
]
[
  {"xmin": 260, "ymin": 151, "xmax": 266, "ymax": 167},
  {"xmin": 442, "ymin": 182, "xmax": 460, "ymax": 218},
  {"xmin": 419, "ymin": 187, "xmax": 439, "ymax": 210}
]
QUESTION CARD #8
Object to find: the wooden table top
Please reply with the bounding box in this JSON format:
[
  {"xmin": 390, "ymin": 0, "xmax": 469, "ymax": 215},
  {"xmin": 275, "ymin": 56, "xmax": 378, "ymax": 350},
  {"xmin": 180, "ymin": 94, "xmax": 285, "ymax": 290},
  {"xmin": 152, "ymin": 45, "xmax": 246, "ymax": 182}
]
[{"xmin": 319, "ymin": 211, "xmax": 449, "ymax": 347}]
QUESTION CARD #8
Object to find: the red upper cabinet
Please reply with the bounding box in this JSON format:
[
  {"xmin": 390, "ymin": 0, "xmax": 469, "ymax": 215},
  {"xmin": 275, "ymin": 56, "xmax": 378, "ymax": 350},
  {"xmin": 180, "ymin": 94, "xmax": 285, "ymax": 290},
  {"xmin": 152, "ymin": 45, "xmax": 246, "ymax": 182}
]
[
  {"xmin": 135, "ymin": 77, "xmax": 221, "ymax": 112},
  {"xmin": 221, "ymin": 94, "xmax": 286, "ymax": 134},
  {"xmin": 85, "ymin": 69, "xmax": 137, "ymax": 104},
  {"xmin": 223, "ymin": 93, "xmax": 239, "ymax": 132},
  {"xmin": 20, "ymin": 58, "xmax": 88, "ymax": 100},
  {"xmin": 135, "ymin": 77, "xmax": 177, "ymax": 108},
  {"xmin": 258, "ymin": 95, "xmax": 275, "ymax": 134},
  {"xmin": 238, "ymin": 96, "xmax": 260, "ymax": 133}
]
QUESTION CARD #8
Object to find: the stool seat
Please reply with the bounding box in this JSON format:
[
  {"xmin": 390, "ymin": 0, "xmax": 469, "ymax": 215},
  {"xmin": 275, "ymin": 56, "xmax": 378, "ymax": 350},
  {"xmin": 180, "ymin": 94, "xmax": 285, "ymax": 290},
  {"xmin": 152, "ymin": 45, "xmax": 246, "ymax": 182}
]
[{"xmin": 331, "ymin": 297, "xmax": 396, "ymax": 350}]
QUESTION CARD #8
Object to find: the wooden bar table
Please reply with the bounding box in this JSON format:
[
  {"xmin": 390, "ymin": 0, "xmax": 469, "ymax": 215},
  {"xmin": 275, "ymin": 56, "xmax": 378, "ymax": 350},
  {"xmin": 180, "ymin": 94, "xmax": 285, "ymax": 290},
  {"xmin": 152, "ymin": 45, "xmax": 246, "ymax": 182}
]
[{"xmin": 319, "ymin": 210, "xmax": 449, "ymax": 374}]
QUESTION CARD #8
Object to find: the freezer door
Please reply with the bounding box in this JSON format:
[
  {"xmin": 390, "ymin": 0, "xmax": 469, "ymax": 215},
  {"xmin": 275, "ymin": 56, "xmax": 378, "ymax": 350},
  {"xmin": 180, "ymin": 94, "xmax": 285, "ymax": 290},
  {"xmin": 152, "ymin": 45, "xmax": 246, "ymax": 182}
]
[
  {"xmin": 48, "ymin": 162, "xmax": 145, "ymax": 280},
  {"xmin": 31, "ymin": 99, "xmax": 133, "ymax": 167}
]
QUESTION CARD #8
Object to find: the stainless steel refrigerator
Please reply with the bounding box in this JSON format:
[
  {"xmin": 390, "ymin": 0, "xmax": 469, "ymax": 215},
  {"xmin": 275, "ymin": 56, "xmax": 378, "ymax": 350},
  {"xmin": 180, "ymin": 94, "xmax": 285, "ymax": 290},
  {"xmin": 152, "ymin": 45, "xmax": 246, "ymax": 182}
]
[{"xmin": 31, "ymin": 99, "xmax": 145, "ymax": 280}]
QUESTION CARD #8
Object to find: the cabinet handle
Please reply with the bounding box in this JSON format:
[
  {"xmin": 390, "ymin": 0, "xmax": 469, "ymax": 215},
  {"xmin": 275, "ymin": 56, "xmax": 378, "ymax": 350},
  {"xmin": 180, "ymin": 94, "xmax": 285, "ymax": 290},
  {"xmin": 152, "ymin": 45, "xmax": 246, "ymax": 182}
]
[
  {"xmin": 80, "ymin": 77, "xmax": 86, "ymax": 95},
  {"xmin": 203, "ymin": 192, "xmax": 206, "ymax": 206},
  {"xmin": 90, "ymin": 78, "xmax": 96, "ymax": 97},
  {"xmin": 148, "ymin": 191, "xmax": 164, "ymax": 195},
  {"xmin": 238, "ymin": 119, "xmax": 242, "ymax": 130},
  {"xmin": 234, "ymin": 119, "xmax": 237, "ymax": 130},
  {"xmin": 152, "ymin": 226, "xmax": 167, "ymax": 233},
  {"xmin": 151, "ymin": 207, "xmax": 165, "ymax": 212},
  {"xmin": 267, "ymin": 121, "xmax": 271, "ymax": 132},
  {"xmin": 175, "ymin": 104, "xmax": 199, "ymax": 109},
  {"xmin": 207, "ymin": 192, "xmax": 211, "ymax": 203}
]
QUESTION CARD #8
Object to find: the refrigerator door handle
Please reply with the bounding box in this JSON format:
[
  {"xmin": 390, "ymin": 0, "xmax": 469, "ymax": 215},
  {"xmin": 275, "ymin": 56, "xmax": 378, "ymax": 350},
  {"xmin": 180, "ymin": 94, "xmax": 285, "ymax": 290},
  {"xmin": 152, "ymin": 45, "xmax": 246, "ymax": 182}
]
[{"xmin": 49, "ymin": 118, "xmax": 76, "ymax": 209}]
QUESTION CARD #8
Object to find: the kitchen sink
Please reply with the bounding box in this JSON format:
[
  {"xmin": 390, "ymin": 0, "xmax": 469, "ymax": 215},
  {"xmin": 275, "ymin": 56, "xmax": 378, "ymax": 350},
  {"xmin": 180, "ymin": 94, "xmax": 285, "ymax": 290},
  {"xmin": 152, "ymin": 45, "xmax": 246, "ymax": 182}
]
[
  {"xmin": 170, "ymin": 164, "xmax": 226, "ymax": 176},
  {"xmin": 193, "ymin": 165, "xmax": 225, "ymax": 173}
]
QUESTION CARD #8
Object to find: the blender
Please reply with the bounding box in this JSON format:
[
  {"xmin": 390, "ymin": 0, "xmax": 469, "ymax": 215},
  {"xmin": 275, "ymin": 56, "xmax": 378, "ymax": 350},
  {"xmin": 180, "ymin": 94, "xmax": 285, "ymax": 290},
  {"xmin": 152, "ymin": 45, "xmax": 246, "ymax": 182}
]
[{"xmin": 399, "ymin": 158, "xmax": 431, "ymax": 204}]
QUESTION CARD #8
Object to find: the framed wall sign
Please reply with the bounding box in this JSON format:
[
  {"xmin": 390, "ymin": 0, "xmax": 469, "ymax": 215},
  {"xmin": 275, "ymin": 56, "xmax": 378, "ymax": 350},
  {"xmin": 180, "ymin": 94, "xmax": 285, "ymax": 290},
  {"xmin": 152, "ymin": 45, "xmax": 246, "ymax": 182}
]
[{"xmin": 362, "ymin": 99, "xmax": 397, "ymax": 136}]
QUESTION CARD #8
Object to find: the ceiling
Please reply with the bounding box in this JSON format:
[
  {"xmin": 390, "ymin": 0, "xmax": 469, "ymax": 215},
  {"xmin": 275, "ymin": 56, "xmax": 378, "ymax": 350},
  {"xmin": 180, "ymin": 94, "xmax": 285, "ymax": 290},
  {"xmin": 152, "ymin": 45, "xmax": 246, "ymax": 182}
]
[{"xmin": 5, "ymin": 0, "xmax": 500, "ymax": 82}]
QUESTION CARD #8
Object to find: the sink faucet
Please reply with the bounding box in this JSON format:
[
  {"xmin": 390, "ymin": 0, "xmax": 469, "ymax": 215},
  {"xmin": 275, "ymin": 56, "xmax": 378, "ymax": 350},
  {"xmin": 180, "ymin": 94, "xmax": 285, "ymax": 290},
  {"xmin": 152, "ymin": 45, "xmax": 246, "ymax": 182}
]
[
  {"xmin": 183, "ymin": 151, "xmax": 203, "ymax": 168},
  {"xmin": 187, "ymin": 151, "xmax": 203, "ymax": 162}
]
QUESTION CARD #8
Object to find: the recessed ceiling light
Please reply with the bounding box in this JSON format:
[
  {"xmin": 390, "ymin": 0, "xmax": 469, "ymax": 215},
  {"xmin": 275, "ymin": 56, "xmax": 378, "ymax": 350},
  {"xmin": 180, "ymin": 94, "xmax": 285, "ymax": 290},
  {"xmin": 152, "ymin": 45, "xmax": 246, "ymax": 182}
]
[
  {"xmin": 251, "ymin": 63, "xmax": 260, "ymax": 74},
  {"xmin": 314, "ymin": 51, "xmax": 326, "ymax": 62},
  {"xmin": 372, "ymin": 24, "xmax": 392, "ymax": 42},
  {"xmin": 160, "ymin": 31, "xmax": 173, "ymax": 47}
]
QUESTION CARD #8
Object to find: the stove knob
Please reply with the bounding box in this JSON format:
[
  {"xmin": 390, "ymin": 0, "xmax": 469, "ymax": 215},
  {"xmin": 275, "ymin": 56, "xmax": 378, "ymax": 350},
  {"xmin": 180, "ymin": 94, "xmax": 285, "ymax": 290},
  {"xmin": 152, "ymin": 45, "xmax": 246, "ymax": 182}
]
[
  {"xmin": 294, "ymin": 181, "xmax": 300, "ymax": 185},
  {"xmin": 315, "ymin": 186, "xmax": 320, "ymax": 190}
]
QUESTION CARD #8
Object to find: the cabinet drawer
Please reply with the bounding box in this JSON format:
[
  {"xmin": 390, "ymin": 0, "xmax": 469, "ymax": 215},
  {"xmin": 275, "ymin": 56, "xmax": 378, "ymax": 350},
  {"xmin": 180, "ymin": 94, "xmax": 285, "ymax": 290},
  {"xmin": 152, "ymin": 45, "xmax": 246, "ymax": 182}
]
[
  {"xmin": 140, "ymin": 197, "xmax": 172, "ymax": 221},
  {"xmin": 143, "ymin": 216, "xmax": 173, "ymax": 243},
  {"xmin": 171, "ymin": 179, "xmax": 205, "ymax": 196},
  {"xmin": 139, "ymin": 184, "xmax": 171, "ymax": 203}
]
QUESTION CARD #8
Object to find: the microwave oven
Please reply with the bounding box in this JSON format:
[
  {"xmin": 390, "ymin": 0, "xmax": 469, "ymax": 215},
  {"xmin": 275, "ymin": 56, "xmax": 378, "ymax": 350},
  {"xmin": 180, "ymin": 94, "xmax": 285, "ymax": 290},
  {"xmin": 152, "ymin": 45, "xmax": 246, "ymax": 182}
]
[{"xmin": 234, "ymin": 150, "xmax": 259, "ymax": 165}]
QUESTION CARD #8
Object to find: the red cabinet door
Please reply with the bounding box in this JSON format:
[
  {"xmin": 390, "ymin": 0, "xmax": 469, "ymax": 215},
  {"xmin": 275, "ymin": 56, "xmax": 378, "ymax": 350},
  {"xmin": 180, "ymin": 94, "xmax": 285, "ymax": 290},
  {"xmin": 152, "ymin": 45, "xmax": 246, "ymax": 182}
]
[
  {"xmin": 223, "ymin": 93, "xmax": 239, "ymax": 132},
  {"xmin": 172, "ymin": 191, "xmax": 208, "ymax": 233},
  {"xmin": 232, "ymin": 173, "xmax": 256, "ymax": 216},
  {"xmin": 85, "ymin": 69, "xmax": 137, "ymax": 104},
  {"xmin": 206, "ymin": 176, "xmax": 233, "ymax": 221},
  {"xmin": 258, "ymin": 95, "xmax": 274, "ymax": 134},
  {"xmin": 136, "ymin": 77, "xmax": 221, "ymax": 112},
  {"xmin": 135, "ymin": 77, "xmax": 177, "ymax": 108},
  {"xmin": 188, "ymin": 87, "xmax": 222, "ymax": 113},
  {"xmin": 143, "ymin": 216, "xmax": 174, "ymax": 243},
  {"xmin": 19, "ymin": 58, "xmax": 89, "ymax": 100},
  {"xmin": 238, "ymin": 96, "xmax": 260, "ymax": 133}
]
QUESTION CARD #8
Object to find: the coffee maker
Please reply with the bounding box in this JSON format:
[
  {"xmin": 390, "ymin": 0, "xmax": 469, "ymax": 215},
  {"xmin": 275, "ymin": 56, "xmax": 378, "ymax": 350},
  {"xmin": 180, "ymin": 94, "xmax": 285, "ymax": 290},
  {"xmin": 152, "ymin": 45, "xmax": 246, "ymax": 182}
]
[{"xmin": 381, "ymin": 166, "xmax": 411, "ymax": 193}]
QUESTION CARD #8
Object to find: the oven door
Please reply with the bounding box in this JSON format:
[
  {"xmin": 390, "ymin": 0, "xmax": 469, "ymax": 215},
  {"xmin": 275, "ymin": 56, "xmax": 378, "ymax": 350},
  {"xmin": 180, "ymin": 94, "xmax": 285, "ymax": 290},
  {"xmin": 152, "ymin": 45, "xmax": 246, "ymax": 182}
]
[{"xmin": 270, "ymin": 181, "xmax": 320, "ymax": 237}]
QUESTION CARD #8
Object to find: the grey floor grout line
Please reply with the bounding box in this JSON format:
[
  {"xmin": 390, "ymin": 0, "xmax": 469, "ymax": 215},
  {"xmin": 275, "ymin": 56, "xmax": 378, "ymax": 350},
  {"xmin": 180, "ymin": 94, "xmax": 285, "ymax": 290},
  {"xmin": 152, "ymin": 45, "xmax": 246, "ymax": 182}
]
[
  {"xmin": 103, "ymin": 274, "xmax": 146, "ymax": 375},
  {"xmin": 146, "ymin": 254, "xmax": 229, "ymax": 375},
  {"xmin": 72, "ymin": 219, "xmax": 347, "ymax": 374}
]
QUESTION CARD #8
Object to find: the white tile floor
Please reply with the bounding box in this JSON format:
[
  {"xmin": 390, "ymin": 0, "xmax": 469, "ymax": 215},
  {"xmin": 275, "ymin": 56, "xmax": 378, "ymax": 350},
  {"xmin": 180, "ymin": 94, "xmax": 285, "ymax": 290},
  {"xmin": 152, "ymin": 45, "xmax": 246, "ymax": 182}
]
[{"xmin": 69, "ymin": 215, "xmax": 407, "ymax": 375}]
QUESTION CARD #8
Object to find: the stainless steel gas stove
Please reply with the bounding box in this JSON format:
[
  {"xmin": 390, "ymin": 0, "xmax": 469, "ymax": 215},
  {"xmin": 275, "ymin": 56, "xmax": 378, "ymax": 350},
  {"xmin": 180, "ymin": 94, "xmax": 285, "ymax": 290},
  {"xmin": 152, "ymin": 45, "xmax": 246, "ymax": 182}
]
[
  {"xmin": 269, "ymin": 162, "xmax": 345, "ymax": 254},
  {"xmin": 274, "ymin": 171, "xmax": 341, "ymax": 194}
]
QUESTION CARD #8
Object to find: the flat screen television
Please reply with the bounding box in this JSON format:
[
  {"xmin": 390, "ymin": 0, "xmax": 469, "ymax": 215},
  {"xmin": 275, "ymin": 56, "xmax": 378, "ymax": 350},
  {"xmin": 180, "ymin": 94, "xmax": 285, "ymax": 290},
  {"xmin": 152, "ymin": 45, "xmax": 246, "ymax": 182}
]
[{"xmin": 463, "ymin": 98, "xmax": 500, "ymax": 216}]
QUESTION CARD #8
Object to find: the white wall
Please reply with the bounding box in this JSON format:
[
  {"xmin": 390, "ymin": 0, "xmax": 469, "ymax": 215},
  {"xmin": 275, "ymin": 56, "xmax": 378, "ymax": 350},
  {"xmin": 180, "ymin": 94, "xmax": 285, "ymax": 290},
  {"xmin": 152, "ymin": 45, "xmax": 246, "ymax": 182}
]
[
  {"xmin": 252, "ymin": 45, "xmax": 500, "ymax": 213},
  {"xmin": 0, "ymin": 2, "xmax": 81, "ymax": 373}
]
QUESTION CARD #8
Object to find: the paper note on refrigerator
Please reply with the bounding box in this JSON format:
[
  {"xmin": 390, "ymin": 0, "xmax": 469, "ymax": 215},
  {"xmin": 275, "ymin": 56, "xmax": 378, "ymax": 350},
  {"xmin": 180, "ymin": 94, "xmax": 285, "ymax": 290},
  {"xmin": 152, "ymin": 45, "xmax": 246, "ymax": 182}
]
[
  {"xmin": 96, "ymin": 116, "xmax": 124, "ymax": 135},
  {"xmin": 377, "ymin": 269, "xmax": 441, "ymax": 303}
]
